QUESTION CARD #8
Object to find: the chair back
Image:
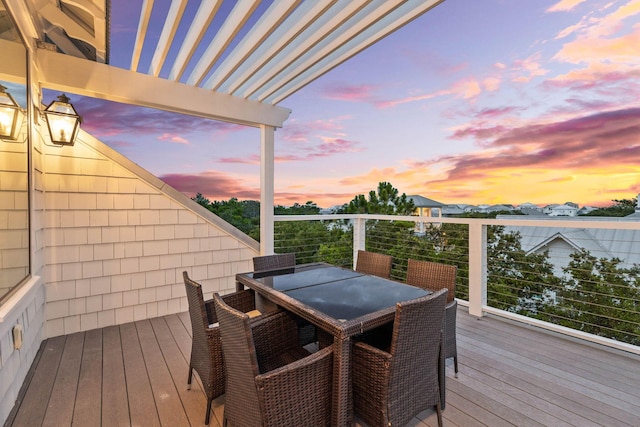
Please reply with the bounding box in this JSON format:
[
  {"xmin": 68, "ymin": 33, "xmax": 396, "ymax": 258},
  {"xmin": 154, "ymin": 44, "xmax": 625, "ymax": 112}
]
[
  {"xmin": 355, "ymin": 250, "xmax": 393, "ymax": 279},
  {"xmin": 183, "ymin": 272, "xmax": 210, "ymax": 353},
  {"xmin": 406, "ymin": 259, "xmax": 457, "ymax": 303},
  {"xmin": 253, "ymin": 253, "xmax": 296, "ymax": 272},
  {"xmin": 387, "ymin": 289, "xmax": 447, "ymax": 426},
  {"xmin": 213, "ymin": 293, "xmax": 262, "ymax": 427}
]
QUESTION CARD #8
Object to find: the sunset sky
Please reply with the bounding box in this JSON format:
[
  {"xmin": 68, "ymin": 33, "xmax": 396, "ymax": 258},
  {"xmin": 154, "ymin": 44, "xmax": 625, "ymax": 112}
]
[{"xmin": 68, "ymin": 0, "xmax": 640, "ymax": 209}]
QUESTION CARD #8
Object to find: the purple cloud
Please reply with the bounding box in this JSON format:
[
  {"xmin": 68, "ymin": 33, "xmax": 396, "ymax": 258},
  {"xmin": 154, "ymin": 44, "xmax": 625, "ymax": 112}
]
[
  {"xmin": 160, "ymin": 171, "xmax": 260, "ymax": 200},
  {"xmin": 319, "ymin": 83, "xmax": 380, "ymax": 102},
  {"xmin": 75, "ymin": 97, "xmax": 244, "ymax": 139}
]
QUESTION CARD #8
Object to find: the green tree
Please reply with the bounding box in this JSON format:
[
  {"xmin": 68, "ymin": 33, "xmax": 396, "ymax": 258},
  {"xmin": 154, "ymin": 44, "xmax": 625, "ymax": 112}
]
[
  {"xmin": 539, "ymin": 250, "xmax": 640, "ymax": 345},
  {"xmin": 341, "ymin": 182, "xmax": 415, "ymax": 215},
  {"xmin": 275, "ymin": 201, "xmax": 321, "ymax": 215},
  {"xmin": 486, "ymin": 227, "xmax": 560, "ymax": 313},
  {"xmin": 583, "ymin": 198, "xmax": 637, "ymax": 217}
]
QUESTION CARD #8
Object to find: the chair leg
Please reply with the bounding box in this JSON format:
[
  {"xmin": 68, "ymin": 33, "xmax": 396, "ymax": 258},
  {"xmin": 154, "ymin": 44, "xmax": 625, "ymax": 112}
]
[
  {"xmin": 205, "ymin": 397, "xmax": 213, "ymax": 425},
  {"xmin": 435, "ymin": 402, "xmax": 443, "ymax": 427},
  {"xmin": 187, "ymin": 365, "xmax": 193, "ymax": 389},
  {"xmin": 454, "ymin": 356, "xmax": 459, "ymax": 378}
]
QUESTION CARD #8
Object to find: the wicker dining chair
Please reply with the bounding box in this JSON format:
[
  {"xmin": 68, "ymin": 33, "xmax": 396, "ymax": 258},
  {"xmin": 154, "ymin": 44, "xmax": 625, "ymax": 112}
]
[
  {"xmin": 183, "ymin": 271, "xmax": 264, "ymax": 425},
  {"xmin": 352, "ymin": 289, "xmax": 448, "ymax": 427},
  {"xmin": 252, "ymin": 253, "xmax": 296, "ymax": 272},
  {"xmin": 355, "ymin": 250, "xmax": 393, "ymax": 279},
  {"xmin": 406, "ymin": 258, "xmax": 459, "ymax": 377},
  {"xmin": 213, "ymin": 293, "xmax": 333, "ymax": 427},
  {"xmin": 253, "ymin": 252, "xmax": 317, "ymax": 346}
]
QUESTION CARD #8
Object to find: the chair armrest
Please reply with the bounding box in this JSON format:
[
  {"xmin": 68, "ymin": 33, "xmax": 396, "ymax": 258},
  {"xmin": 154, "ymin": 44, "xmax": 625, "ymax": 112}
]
[
  {"xmin": 204, "ymin": 289, "xmax": 258, "ymax": 324},
  {"xmin": 353, "ymin": 341, "xmax": 392, "ymax": 382},
  {"xmin": 255, "ymin": 346, "xmax": 333, "ymax": 426}
]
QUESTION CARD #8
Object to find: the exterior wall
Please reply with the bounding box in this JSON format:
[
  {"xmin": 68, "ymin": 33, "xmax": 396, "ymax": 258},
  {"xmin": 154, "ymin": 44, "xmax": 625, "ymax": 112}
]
[
  {"xmin": 0, "ymin": 111, "xmax": 47, "ymax": 423},
  {"xmin": 42, "ymin": 131, "xmax": 259, "ymax": 337},
  {"xmin": 0, "ymin": 106, "xmax": 260, "ymax": 424},
  {"xmin": 531, "ymin": 238, "xmax": 575, "ymax": 277}
]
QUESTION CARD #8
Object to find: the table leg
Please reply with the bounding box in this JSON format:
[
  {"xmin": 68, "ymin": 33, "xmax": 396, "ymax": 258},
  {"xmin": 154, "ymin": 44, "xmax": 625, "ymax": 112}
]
[{"xmin": 332, "ymin": 335, "xmax": 352, "ymax": 427}]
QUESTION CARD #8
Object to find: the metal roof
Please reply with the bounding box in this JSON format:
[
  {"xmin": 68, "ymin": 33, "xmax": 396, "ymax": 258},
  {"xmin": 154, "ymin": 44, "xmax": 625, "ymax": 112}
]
[{"xmin": 7, "ymin": 0, "xmax": 445, "ymax": 126}]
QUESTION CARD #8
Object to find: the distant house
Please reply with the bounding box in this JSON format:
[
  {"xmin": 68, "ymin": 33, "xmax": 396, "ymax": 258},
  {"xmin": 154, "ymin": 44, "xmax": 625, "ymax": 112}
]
[
  {"xmin": 577, "ymin": 206, "xmax": 598, "ymax": 215},
  {"xmin": 498, "ymin": 215, "xmax": 640, "ymax": 276},
  {"xmin": 548, "ymin": 204, "xmax": 579, "ymax": 217},
  {"xmin": 519, "ymin": 202, "xmax": 542, "ymax": 213},
  {"xmin": 442, "ymin": 204, "xmax": 467, "ymax": 215},
  {"xmin": 407, "ymin": 195, "xmax": 444, "ymax": 233}
]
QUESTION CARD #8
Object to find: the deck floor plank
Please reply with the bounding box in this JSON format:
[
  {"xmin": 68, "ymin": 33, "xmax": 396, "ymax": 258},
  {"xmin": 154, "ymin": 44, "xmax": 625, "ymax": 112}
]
[
  {"xmin": 101, "ymin": 325, "xmax": 130, "ymax": 427},
  {"xmin": 135, "ymin": 319, "xmax": 190, "ymax": 426},
  {"xmin": 459, "ymin": 340, "xmax": 639, "ymax": 426},
  {"xmin": 72, "ymin": 328, "xmax": 103, "ymax": 426},
  {"xmin": 11, "ymin": 336, "xmax": 65, "ymax": 426},
  {"xmin": 7, "ymin": 308, "xmax": 640, "ymax": 427},
  {"xmin": 458, "ymin": 314, "xmax": 640, "ymax": 399},
  {"xmin": 150, "ymin": 316, "xmax": 210, "ymax": 426},
  {"xmin": 41, "ymin": 333, "xmax": 84, "ymax": 427},
  {"xmin": 120, "ymin": 322, "xmax": 161, "ymax": 427},
  {"xmin": 457, "ymin": 322, "xmax": 640, "ymax": 416}
]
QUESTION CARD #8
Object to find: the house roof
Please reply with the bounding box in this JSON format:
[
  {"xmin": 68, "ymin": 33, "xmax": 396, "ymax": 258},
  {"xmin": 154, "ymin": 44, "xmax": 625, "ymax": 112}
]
[
  {"xmin": 407, "ymin": 195, "xmax": 444, "ymax": 208},
  {"xmin": 7, "ymin": 0, "xmax": 445, "ymax": 127},
  {"xmin": 499, "ymin": 216, "xmax": 640, "ymax": 267}
]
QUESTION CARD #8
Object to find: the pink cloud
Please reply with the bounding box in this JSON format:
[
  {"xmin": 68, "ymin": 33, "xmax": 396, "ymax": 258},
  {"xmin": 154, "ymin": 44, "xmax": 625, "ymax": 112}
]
[
  {"xmin": 218, "ymin": 154, "xmax": 260, "ymax": 164},
  {"xmin": 75, "ymin": 97, "xmax": 244, "ymax": 139},
  {"xmin": 546, "ymin": 0, "xmax": 587, "ymax": 12},
  {"xmin": 511, "ymin": 54, "xmax": 548, "ymax": 83},
  {"xmin": 280, "ymin": 117, "xmax": 348, "ymax": 143},
  {"xmin": 160, "ymin": 171, "xmax": 260, "ymax": 200},
  {"xmin": 157, "ymin": 133, "xmax": 189, "ymax": 144},
  {"xmin": 320, "ymin": 83, "xmax": 380, "ymax": 102},
  {"xmin": 376, "ymin": 77, "xmax": 482, "ymax": 109},
  {"xmin": 445, "ymin": 107, "xmax": 640, "ymax": 180}
]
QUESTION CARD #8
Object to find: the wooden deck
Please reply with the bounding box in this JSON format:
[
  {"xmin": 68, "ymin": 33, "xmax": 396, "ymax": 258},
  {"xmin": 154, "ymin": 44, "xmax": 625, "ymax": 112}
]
[{"xmin": 6, "ymin": 308, "xmax": 640, "ymax": 427}]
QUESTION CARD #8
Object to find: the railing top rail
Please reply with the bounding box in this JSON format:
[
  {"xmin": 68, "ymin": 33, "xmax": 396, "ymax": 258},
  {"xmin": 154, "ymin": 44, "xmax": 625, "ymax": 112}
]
[{"xmin": 274, "ymin": 213, "xmax": 640, "ymax": 230}]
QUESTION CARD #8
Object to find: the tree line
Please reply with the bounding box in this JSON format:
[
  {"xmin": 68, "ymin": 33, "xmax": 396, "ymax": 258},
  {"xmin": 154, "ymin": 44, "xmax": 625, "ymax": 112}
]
[{"xmin": 193, "ymin": 185, "xmax": 640, "ymax": 346}]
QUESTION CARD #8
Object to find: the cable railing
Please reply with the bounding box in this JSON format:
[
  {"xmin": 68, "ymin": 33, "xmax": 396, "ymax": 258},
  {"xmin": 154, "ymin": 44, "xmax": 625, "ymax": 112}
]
[{"xmin": 273, "ymin": 214, "xmax": 640, "ymax": 354}]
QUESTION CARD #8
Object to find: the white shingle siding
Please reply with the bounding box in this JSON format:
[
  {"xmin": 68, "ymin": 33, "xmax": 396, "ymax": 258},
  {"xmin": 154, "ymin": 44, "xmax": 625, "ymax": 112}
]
[{"xmin": 41, "ymin": 132, "xmax": 260, "ymax": 337}]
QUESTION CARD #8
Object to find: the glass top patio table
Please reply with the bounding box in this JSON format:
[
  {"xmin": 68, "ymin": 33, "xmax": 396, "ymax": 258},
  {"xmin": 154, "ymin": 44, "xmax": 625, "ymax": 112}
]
[
  {"xmin": 284, "ymin": 274, "xmax": 428, "ymax": 320},
  {"xmin": 236, "ymin": 262, "xmax": 431, "ymax": 427}
]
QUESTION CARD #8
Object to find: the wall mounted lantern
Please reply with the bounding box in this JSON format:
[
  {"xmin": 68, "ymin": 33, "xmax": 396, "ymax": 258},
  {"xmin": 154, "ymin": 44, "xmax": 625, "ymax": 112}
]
[
  {"xmin": 0, "ymin": 84, "xmax": 20, "ymax": 140},
  {"xmin": 44, "ymin": 93, "xmax": 81, "ymax": 146}
]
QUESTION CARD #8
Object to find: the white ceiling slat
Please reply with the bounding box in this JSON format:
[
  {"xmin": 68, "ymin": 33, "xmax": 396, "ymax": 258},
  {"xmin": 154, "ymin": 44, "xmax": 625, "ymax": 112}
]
[
  {"xmin": 13, "ymin": 0, "xmax": 447, "ymax": 128},
  {"xmin": 266, "ymin": 0, "xmax": 445, "ymax": 104},
  {"xmin": 216, "ymin": 0, "xmax": 334, "ymax": 95},
  {"xmin": 148, "ymin": 0, "xmax": 188, "ymax": 77},
  {"xmin": 43, "ymin": 24, "xmax": 87, "ymax": 58},
  {"xmin": 252, "ymin": 0, "xmax": 404, "ymax": 103},
  {"xmin": 168, "ymin": 0, "xmax": 223, "ymax": 81},
  {"xmin": 236, "ymin": 0, "xmax": 368, "ymax": 99},
  {"xmin": 185, "ymin": 0, "xmax": 261, "ymax": 87},
  {"xmin": 201, "ymin": 0, "xmax": 300, "ymax": 91},
  {"xmin": 130, "ymin": 0, "xmax": 154, "ymax": 72},
  {"xmin": 38, "ymin": 2, "xmax": 96, "ymax": 46}
]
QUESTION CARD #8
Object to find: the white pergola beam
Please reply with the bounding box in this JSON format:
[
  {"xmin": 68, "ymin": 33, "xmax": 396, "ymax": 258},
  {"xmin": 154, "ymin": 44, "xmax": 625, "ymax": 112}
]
[
  {"xmin": 37, "ymin": 48, "xmax": 291, "ymax": 128},
  {"xmin": 148, "ymin": 0, "xmax": 188, "ymax": 77},
  {"xmin": 202, "ymin": 0, "xmax": 301, "ymax": 91},
  {"xmin": 130, "ymin": 0, "xmax": 154, "ymax": 72},
  {"xmin": 237, "ymin": 0, "xmax": 368, "ymax": 99},
  {"xmin": 186, "ymin": 0, "xmax": 260, "ymax": 87},
  {"xmin": 168, "ymin": 0, "xmax": 222, "ymax": 81},
  {"xmin": 264, "ymin": 0, "xmax": 445, "ymax": 104}
]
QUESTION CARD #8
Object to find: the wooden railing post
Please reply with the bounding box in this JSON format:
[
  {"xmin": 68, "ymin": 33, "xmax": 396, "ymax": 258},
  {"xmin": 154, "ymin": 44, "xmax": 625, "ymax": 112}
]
[
  {"xmin": 353, "ymin": 216, "xmax": 366, "ymax": 269},
  {"xmin": 468, "ymin": 221, "xmax": 487, "ymax": 317}
]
